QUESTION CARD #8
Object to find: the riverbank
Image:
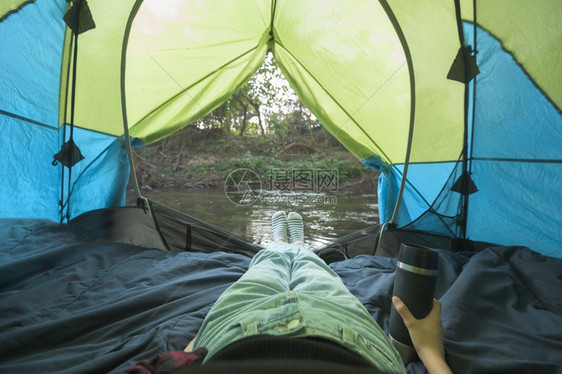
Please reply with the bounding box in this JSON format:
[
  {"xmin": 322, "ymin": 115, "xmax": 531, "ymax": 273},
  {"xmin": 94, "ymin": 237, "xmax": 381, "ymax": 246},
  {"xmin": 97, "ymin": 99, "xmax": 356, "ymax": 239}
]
[{"xmin": 130, "ymin": 127, "xmax": 380, "ymax": 194}]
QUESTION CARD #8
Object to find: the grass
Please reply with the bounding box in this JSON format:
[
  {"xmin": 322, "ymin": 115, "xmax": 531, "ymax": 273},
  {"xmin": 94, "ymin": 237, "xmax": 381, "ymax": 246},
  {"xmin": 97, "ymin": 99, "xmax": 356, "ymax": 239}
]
[
  {"xmin": 218, "ymin": 154, "xmax": 364, "ymax": 183},
  {"xmin": 134, "ymin": 129, "xmax": 376, "ymax": 189}
]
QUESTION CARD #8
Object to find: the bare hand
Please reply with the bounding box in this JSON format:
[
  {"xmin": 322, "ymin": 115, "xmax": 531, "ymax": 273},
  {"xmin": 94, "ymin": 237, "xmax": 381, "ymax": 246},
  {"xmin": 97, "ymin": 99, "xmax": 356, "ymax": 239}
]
[{"xmin": 392, "ymin": 296, "xmax": 451, "ymax": 374}]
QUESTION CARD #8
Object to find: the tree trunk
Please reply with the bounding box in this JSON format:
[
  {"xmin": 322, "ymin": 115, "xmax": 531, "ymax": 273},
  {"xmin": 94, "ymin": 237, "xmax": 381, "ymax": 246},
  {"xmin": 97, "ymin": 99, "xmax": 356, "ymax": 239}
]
[
  {"xmin": 255, "ymin": 106, "xmax": 265, "ymax": 135},
  {"xmin": 239, "ymin": 106, "xmax": 248, "ymax": 136},
  {"xmin": 233, "ymin": 93, "xmax": 249, "ymax": 136},
  {"xmin": 239, "ymin": 91, "xmax": 265, "ymax": 135}
]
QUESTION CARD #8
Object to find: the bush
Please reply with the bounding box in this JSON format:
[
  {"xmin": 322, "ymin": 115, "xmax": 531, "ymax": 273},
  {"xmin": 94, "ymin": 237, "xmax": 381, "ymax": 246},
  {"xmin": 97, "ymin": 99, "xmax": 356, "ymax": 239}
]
[{"xmin": 221, "ymin": 154, "xmax": 365, "ymax": 183}]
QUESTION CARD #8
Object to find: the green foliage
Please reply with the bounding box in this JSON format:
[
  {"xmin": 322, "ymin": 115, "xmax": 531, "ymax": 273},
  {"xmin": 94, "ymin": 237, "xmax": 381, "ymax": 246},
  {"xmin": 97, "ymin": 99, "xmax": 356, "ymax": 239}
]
[
  {"xmin": 285, "ymin": 155, "xmax": 364, "ymax": 179},
  {"xmin": 135, "ymin": 125, "xmax": 371, "ymax": 189},
  {"xmin": 220, "ymin": 155, "xmax": 284, "ymax": 180},
  {"xmin": 185, "ymin": 165, "xmax": 207, "ymax": 177},
  {"xmin": 219, "ymin": 154, "xmax": 364, "ymax": 183}
]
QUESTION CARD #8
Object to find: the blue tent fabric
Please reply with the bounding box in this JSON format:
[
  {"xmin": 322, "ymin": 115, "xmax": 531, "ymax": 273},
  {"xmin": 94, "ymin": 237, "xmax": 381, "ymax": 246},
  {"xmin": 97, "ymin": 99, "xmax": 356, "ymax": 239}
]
[
  {"xmin": 377, "ymin": 162, "xmax": 458, "ymax": 233},
  {"xmin": 62, "ymin": 128, "xmax": 130, "ymax": 220},
  {"xmin": 463, "ymin": 25, "xmax": 562, "ymax": 257},
  {"xmin": 0, "ymin": 0, "xmax": 65, "ymax": 128},
  {"xmin": 0, "ymin": 120, "xmax": 129, "ymax": 220},
  {"xmin": 390, "ymin": 24, "xmax": 562, "ymax": 257},
  {"xmin": 0, "ymin": 0, "xmax": 64, "ymax": 219},
  {"xmin": 0, "ymin": 0, "xmax": 129, "ymax": 221},
  {"xmin": 0, "ymin": 117, "xmax": 61, "ymax": 219}
]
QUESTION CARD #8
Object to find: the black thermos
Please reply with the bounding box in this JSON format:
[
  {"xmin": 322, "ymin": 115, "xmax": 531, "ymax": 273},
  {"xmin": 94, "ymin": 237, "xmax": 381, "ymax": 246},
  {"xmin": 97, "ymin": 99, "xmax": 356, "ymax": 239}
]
[{"xmin": 389, "ymin": 243, "xmax": 439, "ymax": 364}]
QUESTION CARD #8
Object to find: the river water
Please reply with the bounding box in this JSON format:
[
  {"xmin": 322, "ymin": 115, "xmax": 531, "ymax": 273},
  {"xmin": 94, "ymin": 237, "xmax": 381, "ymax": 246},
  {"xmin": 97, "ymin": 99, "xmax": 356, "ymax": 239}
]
[{"xmin": 134, "ymin": 187, "xmax": 379, "ymax": 250}]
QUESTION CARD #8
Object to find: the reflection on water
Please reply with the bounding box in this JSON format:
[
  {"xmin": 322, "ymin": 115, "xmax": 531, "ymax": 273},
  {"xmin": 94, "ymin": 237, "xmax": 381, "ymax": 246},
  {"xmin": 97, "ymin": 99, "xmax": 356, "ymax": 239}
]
[{"xmin": 132, "ymin": 187, "xmax": 378, "ymax": 250}]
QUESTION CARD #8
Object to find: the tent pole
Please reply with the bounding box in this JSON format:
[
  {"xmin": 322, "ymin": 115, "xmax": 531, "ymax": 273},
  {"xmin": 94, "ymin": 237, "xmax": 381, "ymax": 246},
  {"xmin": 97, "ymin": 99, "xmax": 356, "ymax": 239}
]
[
  {"xmin": 453, "ymin": 0, "xmax": 476, "ymax": 240},
  {"xmin": 372, "ymin": 1, "xmax": 416, "ymax": 256},
  {"xmin": 120, "ymin": 0, "xmax": 144, "ymax": 203},
  {"xmin": 378, "ymin": 1, "xmax": 416, "ymax": 227},
  {"xmin": 119, "ymin": 0, "xmax": 171, "ymax": 251},
  {"xmin": 58, "ymin": 32, "xmax": 74, "ymax": 224}
]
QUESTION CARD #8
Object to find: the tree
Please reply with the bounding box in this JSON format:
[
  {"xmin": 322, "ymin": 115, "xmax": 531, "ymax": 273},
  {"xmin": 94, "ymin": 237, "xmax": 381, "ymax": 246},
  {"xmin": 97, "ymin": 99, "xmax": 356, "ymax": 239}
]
[
  {"xmin": 198, "ymin": 52, "xmax": 284, "ymax": 135},
  {"xmin": 198, "ymin": 51, "xmax": 321, "ymax": 140}
]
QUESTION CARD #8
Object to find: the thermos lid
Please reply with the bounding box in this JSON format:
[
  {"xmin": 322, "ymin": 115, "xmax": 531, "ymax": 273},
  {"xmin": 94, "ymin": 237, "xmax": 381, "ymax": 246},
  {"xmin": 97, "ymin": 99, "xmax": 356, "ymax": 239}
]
[{"xmin": 398, "ymin": 243, "xmax": 439, "ymax": 270}]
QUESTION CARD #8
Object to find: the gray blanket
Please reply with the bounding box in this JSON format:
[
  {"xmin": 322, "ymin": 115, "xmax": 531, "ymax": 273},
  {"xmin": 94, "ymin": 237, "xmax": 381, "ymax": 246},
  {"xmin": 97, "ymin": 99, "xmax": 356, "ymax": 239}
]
[{"xmin": 1, "ymin": 217, "xmax": 561, "ymax": 373}]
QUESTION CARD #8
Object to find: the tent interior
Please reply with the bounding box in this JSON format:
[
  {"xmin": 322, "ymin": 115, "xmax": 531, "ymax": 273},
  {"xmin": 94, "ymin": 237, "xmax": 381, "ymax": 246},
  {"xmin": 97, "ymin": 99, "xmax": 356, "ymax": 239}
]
[{"xmin": 1, "ymin": 0, "xmax": 561, "ymax": 373}]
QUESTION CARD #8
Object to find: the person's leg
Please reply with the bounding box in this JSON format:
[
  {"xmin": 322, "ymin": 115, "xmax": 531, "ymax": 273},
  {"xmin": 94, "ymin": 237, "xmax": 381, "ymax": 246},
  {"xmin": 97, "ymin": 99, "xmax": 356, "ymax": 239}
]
[
  {"xmin": 216, "ymin": 210, "xmax": 293, "ymax": 298},
  {"xmin": 282, "ymin": 211, "xmax": 345, "ymax": 293},
  {"xmin": 194, "ymin": 212, "xmax": 403, "ymax": 371},
  {"xmin": 272, "ymin": 210, "xmax": 287, "ymax": 242},
  {"xmin": 197, "ymin": 211, "xmax": 293, "ymax": 313},
  {"xmin": 279, "ymin": 213, "xmax": 404, "ymax": 371},
  {"xmin": 192, "ymin": 212, "xmax": 296, "ymax": 355},
  {"xmin": 287, "ymin": 211, "xmax": 304, "ymax": 245}
]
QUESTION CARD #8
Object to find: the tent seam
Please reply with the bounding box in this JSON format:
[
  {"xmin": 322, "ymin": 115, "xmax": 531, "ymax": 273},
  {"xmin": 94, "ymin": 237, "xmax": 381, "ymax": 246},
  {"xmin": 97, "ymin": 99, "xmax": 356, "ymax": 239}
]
[
  {"xmin": 0, "ymin": 109, "xmax": 57, "ymax": 130},
  {"xmin": 470, "ymin": 22, "xmax": 561, "ymax": 115},
  {"xmin": 0, "ymin": 0, "xmax": 35, "ymax": 23}
]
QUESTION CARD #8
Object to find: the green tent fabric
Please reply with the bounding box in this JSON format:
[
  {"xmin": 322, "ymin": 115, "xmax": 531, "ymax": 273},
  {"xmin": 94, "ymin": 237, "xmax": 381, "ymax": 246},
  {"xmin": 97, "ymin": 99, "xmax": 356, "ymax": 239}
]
[
  {"xmin": 74, "ymin": 0, "xmax": 466, "ymax": 166},
  {"xmin": 1, "ymin": 0, "xmax": 560, "ymax": 256}
]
